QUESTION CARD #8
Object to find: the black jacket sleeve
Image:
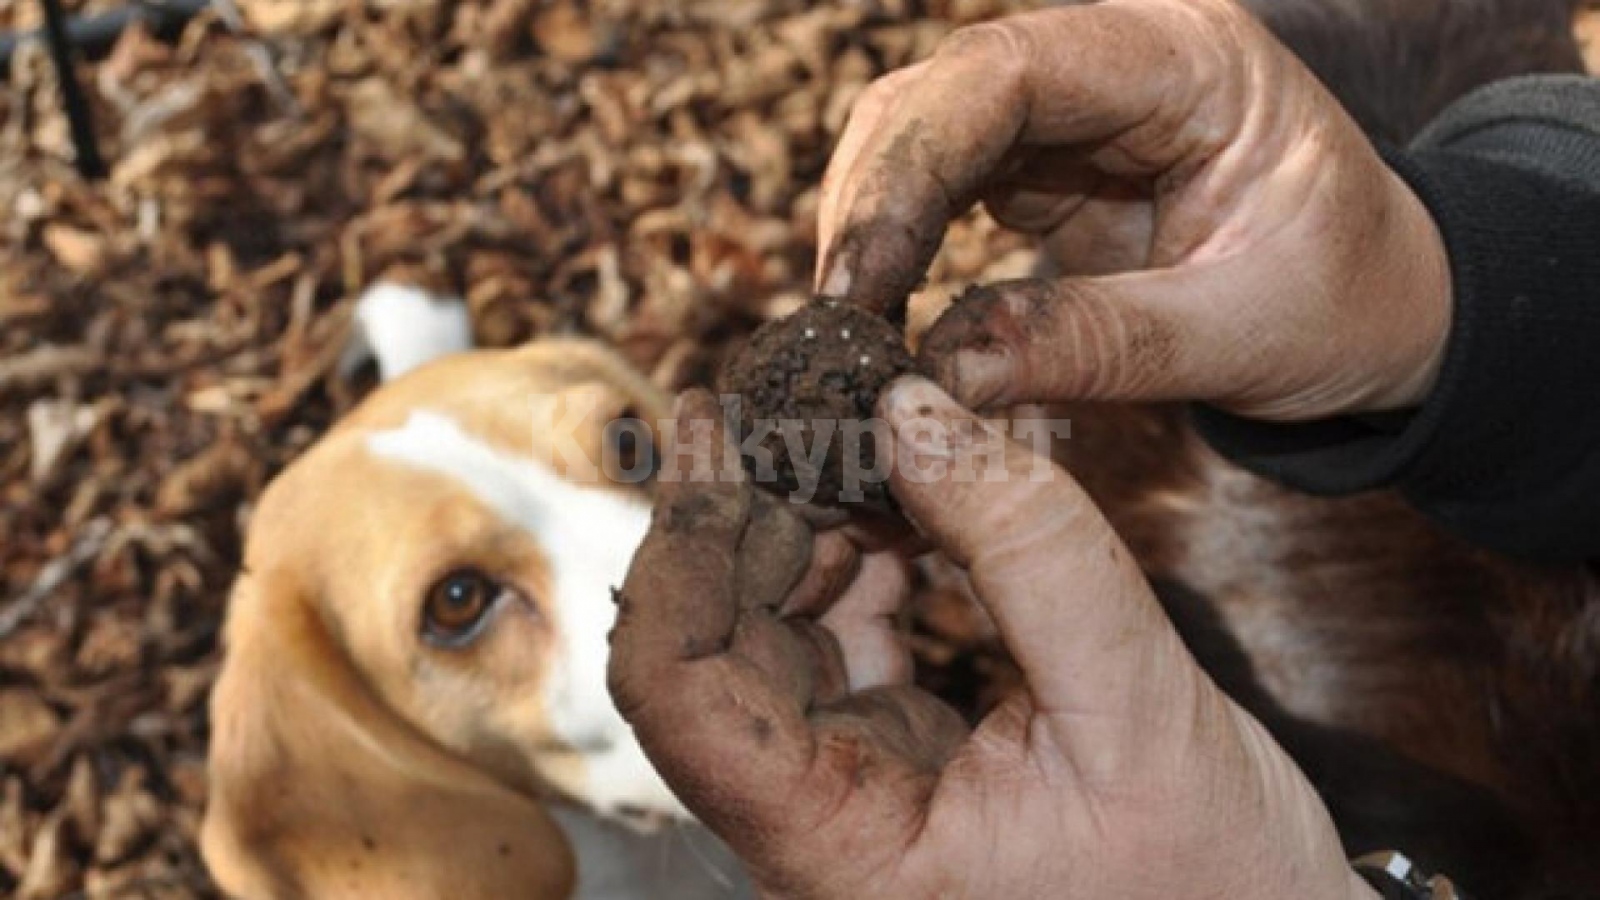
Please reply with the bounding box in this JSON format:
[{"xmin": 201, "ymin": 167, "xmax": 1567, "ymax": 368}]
[{"xmin": 1194, "ymin": 75, "xmax": 1600, "ymax": 561}]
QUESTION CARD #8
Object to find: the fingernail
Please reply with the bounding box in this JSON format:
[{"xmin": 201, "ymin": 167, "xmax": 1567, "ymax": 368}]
[
  {"xmin": 950, "ymin": 349, "xmax": 1012, "ymax": 409},
  {"xmin": 882, "ymin": 374, "xmax": 947, "ymax": 416},
  {"xmin": 820, "ymin": 259, "xmax": 852, "ymax": 298}
]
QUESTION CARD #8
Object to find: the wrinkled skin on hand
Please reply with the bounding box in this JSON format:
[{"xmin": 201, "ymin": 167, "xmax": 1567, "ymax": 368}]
[
  {"xmin": 817, "ymin": 0, "xmax": 1453, "ymax": 422},
  {"xmin": 608, "ymin": 386, "xmax": 1376, "ymax": 900}
]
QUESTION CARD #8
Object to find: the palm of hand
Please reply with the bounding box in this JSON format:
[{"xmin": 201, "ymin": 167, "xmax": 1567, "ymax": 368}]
[{"xmin": 610, "ymin": 388, "xmax": 1365, "ymax": 900}]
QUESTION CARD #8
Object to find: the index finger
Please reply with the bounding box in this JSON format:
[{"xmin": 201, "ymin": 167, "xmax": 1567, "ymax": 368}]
[{"xmin": 818, "ymin": 2, "xmax": 1240, "ymax": 315}]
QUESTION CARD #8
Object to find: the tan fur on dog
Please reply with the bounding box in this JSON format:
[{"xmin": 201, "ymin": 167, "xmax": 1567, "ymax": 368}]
[{"xmin": 203, "ymin": 339, "xmax": 677, "ymax": 899}]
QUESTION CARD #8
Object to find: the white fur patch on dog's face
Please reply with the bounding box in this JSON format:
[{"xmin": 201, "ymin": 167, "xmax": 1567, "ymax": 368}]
[{"xmin": 369, "ymin": 409, "xmax": 683, "ymax": 820}]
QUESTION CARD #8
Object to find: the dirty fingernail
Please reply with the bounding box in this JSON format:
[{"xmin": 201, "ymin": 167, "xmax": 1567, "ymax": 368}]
[
  {"xmin": 820, "ymin": 258, "xmax": 853, "ymax": 298},
  {"xmin": 882, "ymin": 375, "xmax": 949, "ymax": 421}
]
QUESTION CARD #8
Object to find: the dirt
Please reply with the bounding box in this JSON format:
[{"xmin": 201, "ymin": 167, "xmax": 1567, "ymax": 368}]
[{"xmin": 718, "ymin": 298, "xmax": 919, "ymax": 509}]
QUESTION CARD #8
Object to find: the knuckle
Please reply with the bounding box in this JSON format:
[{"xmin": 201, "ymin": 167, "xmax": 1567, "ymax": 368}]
[
  {"xmin": 920, "ymin": 282, "xmax": 1018, "ymax": 357},
  {"xmin": 970, "ymin": 489, "xmax": 1090, "ymax": 576},
  {"xmin": 934, "ymin": 21, "xmax": 1032, "ymax": 95},
  {"xmin": 1016, "ymin": 280, "xmax": 1177, "ymax": 401},
  {"xmin": 924, "ymin": 278, "xmax": 1183, "ymax": 402},
  {"xmin": 851, "ymin": 76, "xmax": 899, "ymax": 120},
  {"xmin": 936, "ymin": 20, "xmax": 1029, "ymax": 64},
  {"xmin": 606, "ymin": 662, "xmax": 653, "ymax": 722}
]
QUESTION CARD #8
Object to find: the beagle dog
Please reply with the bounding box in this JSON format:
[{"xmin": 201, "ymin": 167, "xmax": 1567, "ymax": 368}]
[{"xmin": 202, "ymin": 286, "xmax": 752, "ymax": 899}]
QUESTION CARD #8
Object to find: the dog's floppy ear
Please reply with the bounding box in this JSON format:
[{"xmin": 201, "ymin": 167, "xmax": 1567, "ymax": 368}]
[{"xmin": 201, "ymin": 567, "xmax": 575, "ymax": 900}]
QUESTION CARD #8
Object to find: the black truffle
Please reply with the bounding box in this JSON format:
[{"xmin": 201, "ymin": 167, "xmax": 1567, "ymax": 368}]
[{"xmin": 717, "ymin": 298, "xmax": 919, "ymax": 509}]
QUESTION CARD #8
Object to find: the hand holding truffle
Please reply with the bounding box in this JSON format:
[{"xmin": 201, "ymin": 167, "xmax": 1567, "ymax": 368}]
[
  {"xmin": 818, "ymin": 0, "xmax": 1452, "ymax": 422},
  {"xmin": 608, "ymin": 382, "xmax": 1376, "ymax": 900}
]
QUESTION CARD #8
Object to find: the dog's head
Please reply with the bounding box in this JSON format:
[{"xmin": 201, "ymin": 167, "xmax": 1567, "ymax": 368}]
[{"xmin": 201, "ymin": 338, "xmax": 677, "ymax": 899}]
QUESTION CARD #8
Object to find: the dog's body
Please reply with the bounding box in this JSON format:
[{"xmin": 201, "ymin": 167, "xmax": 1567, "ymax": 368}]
[
  {"xmin": 202, "ymin": 293, "xmax": 752, "ymax": 898},
  {"xmin": 1047, "ymin": 402, "xmax": 1600, "ymax": 897},
  {"xmin": 1246, "ymin": 0, "xmax": 1583, "ymax": 142}
]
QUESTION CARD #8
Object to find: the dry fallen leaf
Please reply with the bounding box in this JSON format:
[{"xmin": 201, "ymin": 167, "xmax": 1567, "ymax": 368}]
[
  {"xmin": 40, "ymin": 224, "xmax": 110, "ymax": 276},
  {"xmin": 25, "ymin": 399, "xmax": 97, "ymax": 487},
  {"xmin": 95, "ymin": 767, "xmax": 163, "ymax": 866},
  {"xmin": 61, "ymin": 756, "xmax": 101, "ymax": 843},
  {"xmin": 237, "ymin": 0, "xmax": 346, "ymax": 36},
  {"xmin": 345, "ymin": 78, "xmax": 468, "ymax": 165},
  {"xmin": 155, "ymin": 440, "xmax": 261, "ymax": 519},
  {"xmin": 15, "ymin": 808, "xmax": 76, "ymax": 900},
  {"xmin": 0, "ymin": 691, "xmax": 63, "ymax": 769},
  {"xmin": 532, "ymin": 2, "xmax": 609, "ymax": 63},
  {"xmin": 0, "ymin": 777, "xmax": 28, "ymax": 878}
]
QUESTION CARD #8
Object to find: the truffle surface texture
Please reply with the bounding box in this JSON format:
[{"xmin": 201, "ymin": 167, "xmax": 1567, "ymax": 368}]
[{"xmin": 717, "ymin": 298, "xmax": 919, "ymax": 508}]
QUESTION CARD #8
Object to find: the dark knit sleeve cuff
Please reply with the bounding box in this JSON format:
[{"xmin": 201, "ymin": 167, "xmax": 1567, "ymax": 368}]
[{"xmin": 1196, "ymin": 76, "xmax": 1600, "ymax": 560}]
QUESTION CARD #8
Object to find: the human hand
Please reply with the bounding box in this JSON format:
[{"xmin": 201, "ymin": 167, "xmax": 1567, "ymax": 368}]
[
  {"xmin": 608, "ymin": 384, "xmax": 1376, "ymax": 899},
  {"xmin": 817, "ymin": 0, "xmax": 1452, "ymax": 421}
]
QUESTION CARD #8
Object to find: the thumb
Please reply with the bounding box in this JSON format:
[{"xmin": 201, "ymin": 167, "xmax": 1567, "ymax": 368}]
[
  {"xmin": 918, "ymin": 265, "xmax": 1260, "ymax": 411},
  {"xmin": 878, "ymin": 376, "xmax": 1211, "ymax": 778}
]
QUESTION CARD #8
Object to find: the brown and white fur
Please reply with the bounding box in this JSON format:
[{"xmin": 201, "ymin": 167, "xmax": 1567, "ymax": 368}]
[{"xmin": 201, "ymin": 285, "xmax": 752, "ymax": 899}]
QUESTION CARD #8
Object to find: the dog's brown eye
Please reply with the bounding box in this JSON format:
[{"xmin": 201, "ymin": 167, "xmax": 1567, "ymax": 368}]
[{"xmin": 423, "ymin": 570, "xmax": 501, "ymax": 645}]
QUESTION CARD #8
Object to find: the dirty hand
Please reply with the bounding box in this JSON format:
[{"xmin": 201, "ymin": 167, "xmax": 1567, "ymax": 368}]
[
  {"xmin": 817, "ymin": 0, "xmax": 1451, "ymax": 421},
  {"xmin": 608, "ymin": 385, "xmax": 1374, "ymax": 899}
]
